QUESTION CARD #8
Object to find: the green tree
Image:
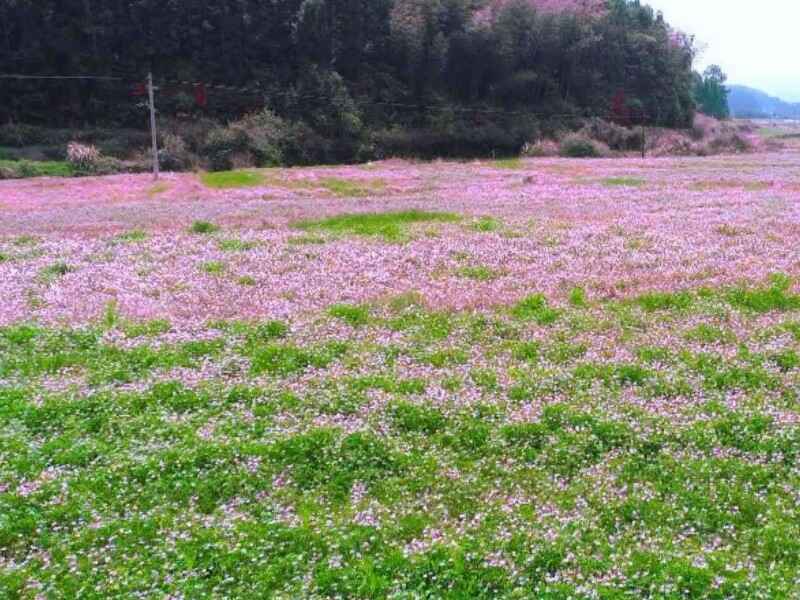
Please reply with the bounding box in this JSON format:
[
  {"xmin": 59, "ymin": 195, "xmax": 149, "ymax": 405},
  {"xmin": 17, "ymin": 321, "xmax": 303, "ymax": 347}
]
[{"xmin": 693, "ymin": 65, "xmax": 730, "ymax": 119}]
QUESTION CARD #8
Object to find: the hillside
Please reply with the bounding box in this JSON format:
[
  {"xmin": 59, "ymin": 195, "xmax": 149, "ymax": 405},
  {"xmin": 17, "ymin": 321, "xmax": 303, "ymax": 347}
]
[
  {"xmin": 0, "ymin": 0, "xmax": 695, "ymax": 165},
  {"xmin": 729, "ymin": 85, "xmax": 800, "ymax": 119}
]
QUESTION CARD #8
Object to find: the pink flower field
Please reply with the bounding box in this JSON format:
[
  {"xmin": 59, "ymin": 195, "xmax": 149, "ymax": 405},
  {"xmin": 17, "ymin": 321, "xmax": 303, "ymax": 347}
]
[
  {"xmin": 2, "ymin": 153, "xmax": 799, "ymax": 329},
  {"xmin": 3, "ymin": 149, "xmax": 800, "ymax": 597}
]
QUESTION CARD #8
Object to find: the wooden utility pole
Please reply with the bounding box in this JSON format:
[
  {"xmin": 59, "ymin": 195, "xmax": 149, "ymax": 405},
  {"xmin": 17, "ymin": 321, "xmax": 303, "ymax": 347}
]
[
  {"xmin": 147, "ymin": 71, "xmax": 159, "ymax": 180},
  {"xmin": 641, "ymin": 123, "xmax": 646, "ymax": 159}
]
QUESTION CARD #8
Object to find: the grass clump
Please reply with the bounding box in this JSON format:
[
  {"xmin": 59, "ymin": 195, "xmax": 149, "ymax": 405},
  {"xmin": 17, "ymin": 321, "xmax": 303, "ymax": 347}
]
[
  {"xmin": 470, "ymin": 216, "xmax": 501, "ymax": 232},
  {"xmin": 122, "ymin": 319, "xmax": 172, "ymax": 338},
  {"xmin": 249, "ymin": 341, "xmax": 347, "ymax": 376},
  {"xmin": 726, "ymin": 274, "xmax": 800, "ymax": 313},
  {"xmin": 294, "ymin": 210, "xmax": 459, "ymax": 242},
  {"xmin": 392, "ymin": 402, "xmax": 446, "ymax": 434},
  {"xmin": 635, "ymin": 290, "xmax": 693, "ymax": 312},
  {"xmin": 512, "ymin": 341, "xmax": 541, "ymax": 362},
  {"xmin": 189, "ymin": 221, "xmax": 220, "ymax": 235},
  {"xmin": 456, "ymin": 265, "xmax": 502, "ymax": 281},
  {"xmin": 13, "ymin": 235, "xmax": 39, "ymax": 247},
  {"xmin": 218, "ymin": 238, "xmax": 258, "ymax": 252},
  {"xmin": 491, "ymin": 158, "xmax": 523, "ymax": 170},
  {"xmin": 0, "ymin": 159, "xmax": 73, "ymax": 179},
  {"xmin": 423, "ymin": 348, "xmax": 469, "ymax": 368},
  {"xmin": 568, "ymin": 286, "xmax": 588, "ymax": 307},
  {"xmin": 39, "ymin": 262, "xmax": 75, "ymax": 282},
  {"xmin": 602, "ymin": 177, "xmax": 646, "ymax": 187},
  {"xmin": 512, "ymin": 294, "xmax": 559, "ymax": 325},
  {"xmin": 685, "ymin": 324, "xmax": 736, "ymax": 345},
  {"xmin": 319, "ymin": 177, "xmax": 385, "ymax": 197},
  {"xmin": 200, "ymin": 261, "xmax": 226, "ymax": 275},
  {"xmin": 201, "ymin": 170, "xmax": 265, "ymax": 189},
  {"xmin": 328, "ymin": 304, "xmax": 370, "ymax": 327},
  {"xmin": 113, "ymin": 229, "xmax": 148, "ymax": 244},
  {"xmin": 287, "ymin": 234, "xmax": 327, "ymax": 246}
]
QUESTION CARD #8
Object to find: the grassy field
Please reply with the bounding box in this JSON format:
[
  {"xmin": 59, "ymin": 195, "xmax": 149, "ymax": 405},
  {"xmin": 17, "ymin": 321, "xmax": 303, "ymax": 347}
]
[{"xmin": 2, "ymin": 147, "xmax": 800, "ymax": 597}]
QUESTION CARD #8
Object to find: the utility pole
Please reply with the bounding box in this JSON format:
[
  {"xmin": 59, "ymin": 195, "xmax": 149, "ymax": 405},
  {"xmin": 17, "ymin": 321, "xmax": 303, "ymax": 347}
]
[
  {"xmin": 147, "ymin": 71, "xmax": 159, "ymax": 180},
  {"xmin": 641, "ymin": 123, "xmax": 646, "ymax": 159}
]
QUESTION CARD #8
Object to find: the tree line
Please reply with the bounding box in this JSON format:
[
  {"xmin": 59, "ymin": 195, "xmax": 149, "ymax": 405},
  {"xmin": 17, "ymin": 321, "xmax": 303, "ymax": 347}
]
[{"xmin": 0, "ymin": 0, "xmax": 702, "ymax": 160}]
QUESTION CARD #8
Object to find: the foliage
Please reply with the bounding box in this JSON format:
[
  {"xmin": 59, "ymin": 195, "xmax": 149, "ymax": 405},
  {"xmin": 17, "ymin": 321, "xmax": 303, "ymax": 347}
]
[
  {"xmin": 0, "ymin": 0, "xmax": 697, "ymax": 162},
  {"xmin": 693, "ymin": 65, "xmax": 731, "ymax": 120},
  {"xmin": 0, "ymin": 160, "xmax": 73, "ymax": 179},
  {"xmin": 559, "ymin": 134, "xmax": 605, "ymax": 158}
]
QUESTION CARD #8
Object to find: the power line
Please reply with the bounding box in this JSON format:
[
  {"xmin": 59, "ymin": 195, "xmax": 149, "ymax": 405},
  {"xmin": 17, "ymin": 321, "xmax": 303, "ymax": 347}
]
[{"xmin": 0, "ymin": 74, "xmax": 126, "ymax": 81}]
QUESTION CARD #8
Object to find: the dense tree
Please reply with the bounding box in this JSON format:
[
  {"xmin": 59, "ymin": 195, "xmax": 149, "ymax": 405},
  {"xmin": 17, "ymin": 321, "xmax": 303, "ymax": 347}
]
[
  {"xmin": 0, "ymin": 0, "xmax": 698, "ymax": 157},
  {"xmin": 693, "ymin": 64, "xmax": 730, "ymax": 119}
]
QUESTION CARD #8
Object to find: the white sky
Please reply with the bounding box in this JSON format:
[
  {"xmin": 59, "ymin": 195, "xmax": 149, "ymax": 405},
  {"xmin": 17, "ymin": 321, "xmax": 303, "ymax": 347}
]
[{"xmin": 645, "ymin": 0, "xmax": 800, "ymax": 101}]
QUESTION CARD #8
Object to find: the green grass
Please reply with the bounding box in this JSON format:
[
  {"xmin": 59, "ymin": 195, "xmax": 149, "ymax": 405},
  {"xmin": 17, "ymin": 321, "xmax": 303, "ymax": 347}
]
[
  {"xmin": 602, "ymin": 177, "xmax": 646, "ymax": 187},
  {"xmin": 726, "ymin": 274, "xmax": 800, "ymax": 313},
  {"xmin": 456, "ymin": 265, "xmax": 502, "ymax": 281},
  {"xmin": 0, "ymin": 159, "xmax": 73, "ymax": 179},
  {"xmin": 4, "ymin": 279, "xmax": 800, "ymax": 597},
  {"xmin": 635, "ymin": 290, "xmax": 693, "ymax": 312},
  {"xmin": 470, "ymin": 216, "xmax": 502, "ymax": 232},
  {"xmin": 38, "ymin": 261, "xmax": 76, "ymax": 282},
  {"xmin": 294, "ymin": 210, "xmax": 460, "ymax": 241},
  {"xmin": 511, "ymin": 294, "xmax": 560, "ymax": 325},
  {"xmin": 319, "ymin": 177, "xmax": 386, "ymax": 197},
  {"xmin": 684, "ymin": 323, "xmax": 736, "ymax": 345},
  {"xmin": 189, "ymin": 220, "xmax": 220, "ymax": 235},
  {"xmin": 491, "ymin": 158, "xmax": 523, "ymax": 170},
  {"xmin": 218, "ymin": 239, "xmax": 258, "ymax": 252},
  {"xmin": 328, "ymin": 304, "xmax": 371, "ymax": 327},
  {"xmin": 112, "ymin": 229, "xmax": 148, "ymax": 244},
  {"xmin": 201, "ymin": 170, "xmax": 265, "ymax": 189},
  {"xmin": 200, "ymin": 261, "xmax": 226, "ymax": 275}
]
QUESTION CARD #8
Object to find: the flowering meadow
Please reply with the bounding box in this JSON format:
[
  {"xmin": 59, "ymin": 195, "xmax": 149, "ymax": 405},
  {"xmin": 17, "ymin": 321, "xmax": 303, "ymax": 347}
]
[{"xmin": 2, "ymin": 148, "xmax": 800, "ymax": 598}]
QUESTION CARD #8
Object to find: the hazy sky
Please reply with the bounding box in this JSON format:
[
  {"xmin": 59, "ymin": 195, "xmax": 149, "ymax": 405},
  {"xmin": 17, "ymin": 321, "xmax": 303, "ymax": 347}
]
[{"xmin": 646, "ymin": 0, "xmax": 800, "ymax": 101}]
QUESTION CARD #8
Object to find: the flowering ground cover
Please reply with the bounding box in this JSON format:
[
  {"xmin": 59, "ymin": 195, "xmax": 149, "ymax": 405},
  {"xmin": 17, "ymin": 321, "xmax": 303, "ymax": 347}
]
[{"xmin": 2, "ymin": 149, "xmax": 800, "ymax": 597}]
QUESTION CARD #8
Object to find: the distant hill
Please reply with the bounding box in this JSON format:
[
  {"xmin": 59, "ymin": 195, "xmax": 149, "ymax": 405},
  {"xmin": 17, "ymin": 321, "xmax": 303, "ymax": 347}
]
[{"xmin": 729, "ymin": 85, "xmax": 800, "ymax": 119}]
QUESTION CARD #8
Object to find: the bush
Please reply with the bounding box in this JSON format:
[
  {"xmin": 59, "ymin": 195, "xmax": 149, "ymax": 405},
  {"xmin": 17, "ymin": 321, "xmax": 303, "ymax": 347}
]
[
  {"xmin": 559, "ymin": 133, "xmax": 605, "ymax": 158},
  {"xmin": 372, "ymin": 118, "xmax": 535, "ymax": 160},
  {"xmin": 67, "ymin": 142, "xmax": 101, "ymax": 170},
  {"xmin": 66, "ymin": 142, "xmax": 123, "ymax": 175},
  {"xmin": 158, "ymin": 133, "xmax": 196, "ymax": 171},
  {"xmin": 97, "ymin": 130, "xmax": 151, "ymax": 159},
  {"xmin": 281, "ymin": 121, "xmax": 333, "ymax": 166},
  {"xmin": 0, "ymin": 123, "xmax": 45, "ymax": 147},
  {"xmin": 581, "ymin": 118, "xmax": 642, "ymax": 151},
  {"xmin": 0, "ymin": 160, "xmax": 73, "ymax": 179},
  {"xmin": 230, "ymin": 110, "xmax": 287, "ymax": 167},
  {"xmin": 522, "ymin": 139, "xmax": 559, "ymax": 157},
  {"xmin": 202, "ymin": 127, "xmax": 251, "ymax": 171}
]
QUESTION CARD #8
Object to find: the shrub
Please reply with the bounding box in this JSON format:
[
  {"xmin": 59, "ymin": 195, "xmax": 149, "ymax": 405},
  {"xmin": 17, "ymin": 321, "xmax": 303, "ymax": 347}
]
[
  {"xmin": 189, "ymin": 221, "xmax": 220, "ymax": 234},
  {"xmin": 0, "ymin": 123, "xmax": 45, "ymax": 147},
  {"xmin": 559, "ymin": 134, "xmax": 605, "ymax": 158},
  {"xmin": 0, "ymin": 160, "xmax": 73, "ymax": 179},
  {"xmin": 97, "ymin": 130, "xmax": 151, "ymax": 159},
  {"xmin": 66, "ymin": 142, "xmax": 123, "ymax": 175},
  {"xmin": 158, "ymin": 133, "xmax": 195, "ymax": 171},
  {"xmin": 230, "ymin": 110, "xmax": 287, "ymax": 167},
  {"xmin": 581, "ymin": 118, "xmax": 642, "ymax": 151},
  {"xmin": 522, "ymin": 139, "xmax": 559, "ymax": 157},
  {"xmin": 202, "ymin": 127, "xmax": 250, "ymax": 171},
  {"xmin": 281, "ymin": 121, "xmax": 332, "ymax": 166},
  {"xmin": 67, "ymin": 142, "xmax": 101, "ymax": 170}
]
